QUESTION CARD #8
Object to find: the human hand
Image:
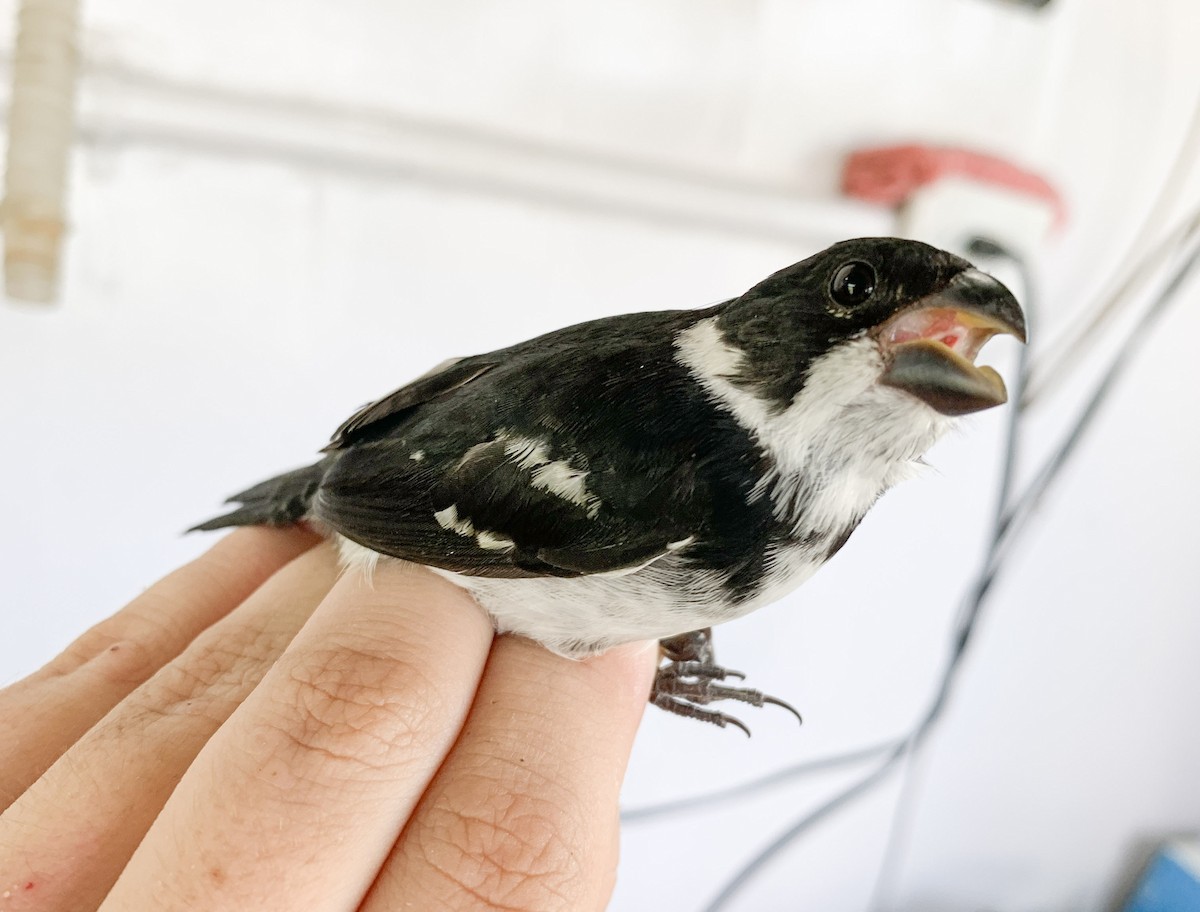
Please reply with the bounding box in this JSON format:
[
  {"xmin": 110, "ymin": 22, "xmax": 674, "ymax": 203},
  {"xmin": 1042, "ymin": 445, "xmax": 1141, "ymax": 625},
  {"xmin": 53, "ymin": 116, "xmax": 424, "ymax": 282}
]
[{"xmin": 0, "ymin": 527, "xmax": 656, "ymax": 911}]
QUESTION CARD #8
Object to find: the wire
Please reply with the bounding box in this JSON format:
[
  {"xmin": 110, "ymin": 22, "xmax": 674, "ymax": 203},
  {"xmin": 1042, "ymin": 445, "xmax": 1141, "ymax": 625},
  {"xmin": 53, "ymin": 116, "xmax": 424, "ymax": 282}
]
[
  {"xmin": 620, "ymin": 738, "xmax": 903, "ymax": 823},
  {"xmin": 865, "ymin": 238, "xmax": 1035, "ymax": 909},
  {"xmin": 700, "ymin": 744, "xmax": 909, "ymax": 912},
  {"xmin": 1023, "ymin": 205, "xmax": 1200, "ymax": 405},
  {"xmin": 997, "ymin": 231, "xmax": 1200, "ymax": 555},
  {"xmin": 869, "ymin": 248, "xmax": 1200, "ymax": 903},
  {"xmin": 1023, "ymin": 90, "xmax": 1200, "ymax": 407},
  {"xmin": 696, "ymin": 234, "xmax": 1200, "ymax": 912}
]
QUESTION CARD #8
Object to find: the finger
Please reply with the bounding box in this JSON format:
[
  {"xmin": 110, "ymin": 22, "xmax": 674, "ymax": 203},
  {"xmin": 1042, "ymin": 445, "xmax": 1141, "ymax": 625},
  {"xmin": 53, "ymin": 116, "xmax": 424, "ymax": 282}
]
[
  {"xmin": 363, "ymin": 636, "xmax": 657, "ymax": 912},
  {"xmin": 100, "ymin": 561, "xmax": 494, "ymax": 912},
  {"xmin": 0, "ymin": 543, "xmax": 340, "ymax": 912},
  {"xmin": 0, "ymin": 526, "xmax": 319, "ymax": 809}
]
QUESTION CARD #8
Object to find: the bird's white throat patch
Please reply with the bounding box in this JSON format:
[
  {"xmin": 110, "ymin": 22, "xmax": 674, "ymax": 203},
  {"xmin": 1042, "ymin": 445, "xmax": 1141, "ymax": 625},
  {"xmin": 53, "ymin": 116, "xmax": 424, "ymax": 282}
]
[{"xmin": 675, "ymin": 317, "xmax": 951, "ymax": 534}]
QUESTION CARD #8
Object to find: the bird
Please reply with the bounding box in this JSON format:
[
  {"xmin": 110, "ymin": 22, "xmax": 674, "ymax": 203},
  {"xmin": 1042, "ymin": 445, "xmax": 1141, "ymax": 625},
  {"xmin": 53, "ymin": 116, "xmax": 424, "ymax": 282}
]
[{"xmin": 192, "ymin": 237, "xmax": 1026, "ymax": 734}]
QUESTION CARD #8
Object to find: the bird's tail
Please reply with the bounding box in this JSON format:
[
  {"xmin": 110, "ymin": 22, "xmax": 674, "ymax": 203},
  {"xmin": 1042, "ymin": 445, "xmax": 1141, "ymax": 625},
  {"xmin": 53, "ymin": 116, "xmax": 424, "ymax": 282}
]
[{"xmin": 189, "ymin": 460, "xmax": 329, "ymax": 532}]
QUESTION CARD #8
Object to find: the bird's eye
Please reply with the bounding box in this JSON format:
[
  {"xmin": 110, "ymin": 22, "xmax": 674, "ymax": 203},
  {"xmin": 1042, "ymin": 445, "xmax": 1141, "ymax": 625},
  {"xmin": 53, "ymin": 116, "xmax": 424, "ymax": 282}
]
[{"xmin": 829, "ymin": 262, "xmax": 877, "ymax": 308}]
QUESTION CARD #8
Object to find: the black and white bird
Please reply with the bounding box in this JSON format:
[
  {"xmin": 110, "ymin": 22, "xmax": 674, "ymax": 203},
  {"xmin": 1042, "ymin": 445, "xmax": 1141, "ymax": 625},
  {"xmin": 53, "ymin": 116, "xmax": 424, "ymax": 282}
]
[{"xmin": 194, "ymin": 237, "xmax": 1025, "ymax": 733}]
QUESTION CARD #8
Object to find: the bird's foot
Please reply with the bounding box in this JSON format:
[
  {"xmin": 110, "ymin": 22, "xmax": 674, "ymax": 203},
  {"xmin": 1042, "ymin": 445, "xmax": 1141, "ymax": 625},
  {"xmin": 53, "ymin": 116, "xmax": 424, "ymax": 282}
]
[{"xmin": 651, "ymin": 628, "xmax": 803, "ymax": 736}]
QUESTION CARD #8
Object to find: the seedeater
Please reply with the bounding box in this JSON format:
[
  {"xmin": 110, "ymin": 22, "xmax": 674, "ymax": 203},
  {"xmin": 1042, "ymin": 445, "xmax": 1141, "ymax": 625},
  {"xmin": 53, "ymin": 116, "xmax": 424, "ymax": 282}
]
[{"xmin": 194, "ymin": 238, "xmax": 1025, "ymax": 733}]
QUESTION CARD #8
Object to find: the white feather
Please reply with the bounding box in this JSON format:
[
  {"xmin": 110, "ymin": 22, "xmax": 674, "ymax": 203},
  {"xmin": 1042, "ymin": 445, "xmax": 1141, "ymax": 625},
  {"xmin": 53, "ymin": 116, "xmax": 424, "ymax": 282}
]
[
  {"xmin": 337, "ymin": 536, "xmax": 380, "ymax": 580},
  {"xmin": 433, "ymin": 503, "xmax": 476, "ymax": 537},
  {"xmin": 501, "ymin": 434, "xmax": 602, "ymax": 518}
]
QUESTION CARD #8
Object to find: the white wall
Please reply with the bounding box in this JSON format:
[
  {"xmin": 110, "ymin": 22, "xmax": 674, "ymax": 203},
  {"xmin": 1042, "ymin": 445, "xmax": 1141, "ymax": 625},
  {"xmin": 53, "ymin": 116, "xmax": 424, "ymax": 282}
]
[{"xmin": 1, "ymin": 1, "xmax": 1198, "ymax": 910}]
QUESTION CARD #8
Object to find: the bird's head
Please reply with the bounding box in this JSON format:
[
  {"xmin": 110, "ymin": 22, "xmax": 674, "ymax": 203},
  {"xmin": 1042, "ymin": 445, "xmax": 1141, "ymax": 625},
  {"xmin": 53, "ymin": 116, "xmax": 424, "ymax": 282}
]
[
  {"xmin": 677, "ymin": 238, "xmax": 1027, "ymax": 529},
  {"xmin": 712, "ymin": 237, "xmax": 1026, "ymax": 418}
]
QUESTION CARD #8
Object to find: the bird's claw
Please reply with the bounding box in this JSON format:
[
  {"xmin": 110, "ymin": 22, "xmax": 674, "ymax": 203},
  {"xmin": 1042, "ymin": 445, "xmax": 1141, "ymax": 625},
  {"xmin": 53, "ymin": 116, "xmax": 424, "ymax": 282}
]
[
  {"xmin": 651, "ymin": 669, "xmax": 803, "ymax": 735},
  {"xmin": 649, "ymin": 692, "xmax": 753, "ymax": 736},
  {"xmin": 761, "ymin": 693, "xmax": 805, "ymax": 726},
  {"xmin": 657, "ymin": 660, "xmax": 746, "ymax": 682},
  {"xmin": 651, "ymin": 628, "xmax": 802, "ymax": 735}
]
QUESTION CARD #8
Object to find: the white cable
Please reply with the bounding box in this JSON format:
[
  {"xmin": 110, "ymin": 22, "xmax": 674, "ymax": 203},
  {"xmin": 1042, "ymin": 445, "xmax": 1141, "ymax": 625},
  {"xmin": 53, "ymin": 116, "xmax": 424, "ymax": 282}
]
[{"xmin": 1024, "ymin": 99, "xmax": 1200, "ymax": 403}]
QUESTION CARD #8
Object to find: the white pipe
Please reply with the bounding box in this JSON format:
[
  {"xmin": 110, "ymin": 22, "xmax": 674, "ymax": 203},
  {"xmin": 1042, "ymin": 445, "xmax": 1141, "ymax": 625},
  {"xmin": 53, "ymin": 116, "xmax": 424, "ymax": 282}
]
[
  {"xmin": 2, "ymin": 0, "xmax": 81, "ymax": 304},
  {"xmin": 0, "ymin": 53, "xmax": 889, "ymax": 252}
]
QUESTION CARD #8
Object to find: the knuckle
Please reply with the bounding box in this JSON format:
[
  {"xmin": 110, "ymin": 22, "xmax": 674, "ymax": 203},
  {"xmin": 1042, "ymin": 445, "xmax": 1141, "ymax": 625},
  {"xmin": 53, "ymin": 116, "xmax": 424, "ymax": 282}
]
[
  {"xmin": 418, "ymin": 771, "xmax": 584, "ymax": 910},
  {"xmin": 50, "ymin": 624, "xmax": 123, "ymax": 672},
  {"xmin": 80, "ymin": 636, "xmax": 162, "ymax": 690},
  {"xmin": 132, "ymin": 627, "xmax": 277, "ymax": 725},
  {"xmin": 47, "ymin": 594, "xmax": 183, "ymax": 682},
  {"xmin": 260, "ymin": 641, "xmax": 441, "ymax": 775}
]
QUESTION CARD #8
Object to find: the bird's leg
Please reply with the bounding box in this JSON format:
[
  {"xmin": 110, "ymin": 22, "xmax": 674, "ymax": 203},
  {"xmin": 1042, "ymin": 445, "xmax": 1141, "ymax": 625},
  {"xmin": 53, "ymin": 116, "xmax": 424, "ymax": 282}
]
[
  {"xmin": 651, "ymin": 628, "xmax": 803, "ymax": 736},
  {"xmin": 656, "ymin": 627, "xmax": 736, "ymax": 680}
]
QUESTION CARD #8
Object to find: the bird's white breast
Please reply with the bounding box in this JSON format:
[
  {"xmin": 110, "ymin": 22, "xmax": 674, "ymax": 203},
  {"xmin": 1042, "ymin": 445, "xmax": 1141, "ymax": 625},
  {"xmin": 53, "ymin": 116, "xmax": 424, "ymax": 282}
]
[{"xmin": 336, "ymin": 534, "xmax": 827, "ymax": 656}]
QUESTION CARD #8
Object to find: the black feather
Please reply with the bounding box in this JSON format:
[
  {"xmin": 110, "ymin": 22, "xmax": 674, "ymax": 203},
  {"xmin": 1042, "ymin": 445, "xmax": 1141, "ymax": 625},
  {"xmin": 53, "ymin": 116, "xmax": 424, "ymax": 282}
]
[{"xmin": 188, "ymin": 461, "xmax": 327, "ymax": 532}]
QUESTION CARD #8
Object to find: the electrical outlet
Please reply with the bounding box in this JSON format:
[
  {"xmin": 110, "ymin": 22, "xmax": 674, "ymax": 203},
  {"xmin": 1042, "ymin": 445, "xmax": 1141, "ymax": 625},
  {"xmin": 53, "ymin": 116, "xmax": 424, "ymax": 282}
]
[{"xmin": 898, "ymin": 174, "xmax": 1058, "ymax": 263}]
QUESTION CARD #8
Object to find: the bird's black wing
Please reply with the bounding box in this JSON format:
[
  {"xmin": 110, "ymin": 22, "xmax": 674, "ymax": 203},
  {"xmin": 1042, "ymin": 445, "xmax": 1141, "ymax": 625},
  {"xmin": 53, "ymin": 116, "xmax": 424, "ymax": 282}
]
[
  {"xmin": 313, "ymin": 312, "xmax": 765, "ymax": 580},
  {"xmin": 323, "ymin": 357, "xmax": 497, "ymax": 452},
  {"xmin": 318, "ymin": 429, "xmax": 703, "ymax": 579}
]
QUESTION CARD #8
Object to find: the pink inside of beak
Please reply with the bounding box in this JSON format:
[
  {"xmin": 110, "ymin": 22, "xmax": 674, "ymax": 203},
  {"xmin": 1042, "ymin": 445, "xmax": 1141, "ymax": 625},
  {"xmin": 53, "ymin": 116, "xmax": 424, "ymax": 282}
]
[{"xmin": 883, "ymin": 308, "xmax": 994, "ymax": 362}]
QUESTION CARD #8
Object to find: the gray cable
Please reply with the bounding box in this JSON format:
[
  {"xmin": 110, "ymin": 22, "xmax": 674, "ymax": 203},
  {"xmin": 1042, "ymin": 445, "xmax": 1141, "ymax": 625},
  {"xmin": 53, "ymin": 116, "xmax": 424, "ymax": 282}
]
[
  {"xmin": 698, "ymin": 237, "xmax": 1199, "ymax": 912},
  {"xmin": 701, "ymin": 744, "xmax": 909, "ymax": 912},
  {"xmin": 621, "ymin": 738, "xmax": 903, "ymax": 823}
]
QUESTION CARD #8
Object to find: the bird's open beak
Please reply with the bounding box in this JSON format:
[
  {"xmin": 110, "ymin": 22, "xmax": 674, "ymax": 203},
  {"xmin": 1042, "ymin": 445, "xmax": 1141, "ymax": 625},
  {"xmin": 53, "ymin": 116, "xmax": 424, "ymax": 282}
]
[{"xmin": 876, "ymin": 268, "xmax": 1026, "ymax": 416}]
